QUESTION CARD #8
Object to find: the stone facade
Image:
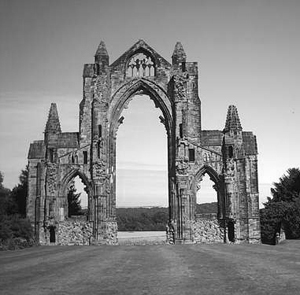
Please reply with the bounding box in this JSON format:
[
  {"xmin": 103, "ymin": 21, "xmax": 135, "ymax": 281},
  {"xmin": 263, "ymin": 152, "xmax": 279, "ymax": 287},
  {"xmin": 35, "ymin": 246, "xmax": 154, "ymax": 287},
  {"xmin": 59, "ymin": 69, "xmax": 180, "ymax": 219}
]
[{"xmin": 27, "ymin": 40, "xmax": 260, "ymax": 245}]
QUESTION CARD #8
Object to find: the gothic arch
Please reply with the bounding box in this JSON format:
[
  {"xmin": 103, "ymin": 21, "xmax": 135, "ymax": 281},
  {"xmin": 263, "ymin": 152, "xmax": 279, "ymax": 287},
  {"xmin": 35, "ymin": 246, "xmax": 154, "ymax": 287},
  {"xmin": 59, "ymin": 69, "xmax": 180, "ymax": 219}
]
[
  {"xmin": 192, "ymin": 164, "xmax": 225, "ymax": 219},
  {"xmin": 60, "ymin": 168, "xmax": 92, "ymax": 197},
  {"xmin": 108, "ymin": 78, "xmax": 173, "ymax": 137},
  {"xmin": 192, "ymin": 165, "xmax": 221, "ymax": 192}
]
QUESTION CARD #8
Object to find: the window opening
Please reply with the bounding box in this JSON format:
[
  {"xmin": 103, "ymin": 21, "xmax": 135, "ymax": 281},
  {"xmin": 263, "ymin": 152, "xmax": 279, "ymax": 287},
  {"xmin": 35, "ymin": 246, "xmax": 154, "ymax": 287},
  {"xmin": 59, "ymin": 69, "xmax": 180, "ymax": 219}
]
[
  {"xmin": 49, "ymin": 148, "xmax": 54, "ymax": 163},
  {"xmin": 179, "ymin": 123, "xmax": 183, "ymax": 138},
  {"xmin": 188, "ymin": 148, "xmax": 195, "ymax": 162},
  {"xmin": 83, "ymin": 151, "xmax": 88, "ymax": 164},
  {"xmin": 97, "ymin": 141, "xmax": 100, "ymax": 158},
  {"xmin": 196, "ymin": 174, "xmax": 218, "ymax": 215},
  {"xmin": 67, "ymin": 176, "xmax": 88, "ymax": 218},
  {"xmin": 126, "ymin": 52, "xmax": 155, "ymax": 77},
  {"xmin": 228, "ymin": 146, "xmax": 233, "ymax": 158},
  {"xmin": 98, "ymin": 124, "xmax": 102, "ymax": 138}
]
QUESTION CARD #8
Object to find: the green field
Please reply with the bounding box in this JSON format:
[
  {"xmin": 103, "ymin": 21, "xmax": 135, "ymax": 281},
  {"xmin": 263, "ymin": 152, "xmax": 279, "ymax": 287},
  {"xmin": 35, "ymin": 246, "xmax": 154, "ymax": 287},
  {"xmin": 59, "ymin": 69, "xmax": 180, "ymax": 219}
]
[{"xmin": 1, "ymin": 241, "xmax": 300, "ymax": 295}]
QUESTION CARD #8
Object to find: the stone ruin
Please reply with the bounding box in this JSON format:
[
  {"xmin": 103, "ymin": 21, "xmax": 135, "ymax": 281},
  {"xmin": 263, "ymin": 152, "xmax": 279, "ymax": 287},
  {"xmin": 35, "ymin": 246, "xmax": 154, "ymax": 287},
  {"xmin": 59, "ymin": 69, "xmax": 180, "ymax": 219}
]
[{"xmin": 27, "ymin": 40, "xmax": 261, "ymax": 245}]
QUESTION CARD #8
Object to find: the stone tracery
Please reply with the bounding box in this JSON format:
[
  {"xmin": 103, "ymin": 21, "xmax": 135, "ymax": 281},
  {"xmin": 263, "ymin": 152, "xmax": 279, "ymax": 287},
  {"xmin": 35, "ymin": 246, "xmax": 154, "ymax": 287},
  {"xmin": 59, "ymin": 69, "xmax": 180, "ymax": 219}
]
[{"xmin": 126, "ymin": 52, "xmax": 155, "ymax": 77}]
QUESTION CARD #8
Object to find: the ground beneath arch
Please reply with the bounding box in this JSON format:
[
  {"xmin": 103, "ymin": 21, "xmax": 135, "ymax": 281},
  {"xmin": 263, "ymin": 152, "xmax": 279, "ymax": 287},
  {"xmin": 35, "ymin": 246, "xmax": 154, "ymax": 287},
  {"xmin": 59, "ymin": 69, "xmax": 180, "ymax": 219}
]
[{"xmin": 1, "ymin": 241, "xmax": 300, "ymax": 295}]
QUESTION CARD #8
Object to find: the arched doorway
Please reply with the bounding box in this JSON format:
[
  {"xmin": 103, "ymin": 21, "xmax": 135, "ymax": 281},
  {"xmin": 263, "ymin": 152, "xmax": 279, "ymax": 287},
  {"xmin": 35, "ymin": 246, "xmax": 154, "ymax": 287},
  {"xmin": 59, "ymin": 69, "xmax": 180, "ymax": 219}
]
[
  {"xmin": 49, "ymin": 226, "xmax": 56, "ymax": 243},
  {"xmin": 116, "ymin": 95, "xmax": 168, "ymax": 209},
  {"xmin": 106, "ymin": 79, "xmax": 173, "ymax": 240},
  {"xmin": 60, "ymin": 170, "xmax": 91, "ymax": 222},
  {"xmin": 67, "ymin": 175, "xmax": 88, "ymax": 218},
  {"xmin": 191, "ymin": 166, "xmax": 225, "ymax": 243},
  {"xmin": 115, "ymin": 94, "xmax": 168, "ymax": 242},
  {"xmin": 196, "ymin": 173, "xmax": 218, "ymax": 217}
]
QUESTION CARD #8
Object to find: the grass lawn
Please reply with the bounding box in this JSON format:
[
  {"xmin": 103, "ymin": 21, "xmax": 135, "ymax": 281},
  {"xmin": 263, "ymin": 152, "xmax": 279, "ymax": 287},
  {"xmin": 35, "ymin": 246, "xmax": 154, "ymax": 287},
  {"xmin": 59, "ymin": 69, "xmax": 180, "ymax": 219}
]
[{"xmin": 0, "ymin": 240, "xmax": 300, "ymax": 295}]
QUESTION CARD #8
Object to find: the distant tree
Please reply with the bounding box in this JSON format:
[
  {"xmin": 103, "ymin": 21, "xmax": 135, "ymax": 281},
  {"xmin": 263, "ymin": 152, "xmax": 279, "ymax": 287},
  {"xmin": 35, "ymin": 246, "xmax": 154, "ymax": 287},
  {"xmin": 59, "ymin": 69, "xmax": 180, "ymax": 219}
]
[
  {"xmin": 260, "ymin": 168, "xmax": 300, "ymax": 244},
  {"xmin": 270, "ymin": 168, "xmax": 300, "ymax": 203},
  {"xmin": 0, "ymin": 171, "xmax": 34, "ymax": 250},
  {"xmin": 10, "ymin": 166, "xmax": 28, "ymax": 217},
  {"xmin": 67, "ymin": 183, "xmax": 82, "ymax": 217},
  {"xmin": 0, "ymin": 171, "xmax": 15, "ymax": 216}
]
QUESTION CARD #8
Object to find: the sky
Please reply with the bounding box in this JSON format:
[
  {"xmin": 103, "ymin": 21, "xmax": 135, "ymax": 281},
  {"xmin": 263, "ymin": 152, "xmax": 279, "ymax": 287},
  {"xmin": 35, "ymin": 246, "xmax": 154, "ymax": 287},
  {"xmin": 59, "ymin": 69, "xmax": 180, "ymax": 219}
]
[{"xmin": 0, "ymin": 0, "xmax": 299, "ymax": 208}]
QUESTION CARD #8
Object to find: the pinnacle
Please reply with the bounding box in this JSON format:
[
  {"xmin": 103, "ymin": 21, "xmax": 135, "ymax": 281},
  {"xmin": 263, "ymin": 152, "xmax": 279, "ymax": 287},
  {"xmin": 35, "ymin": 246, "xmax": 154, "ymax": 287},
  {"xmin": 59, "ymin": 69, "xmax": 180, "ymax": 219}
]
[
  {"xmin": 224, "ymin": 105, "xmax": 242, "ymax": 132},
  {"xmin": 45, "ymin": 103, "xmax": 61, "ymax": 133},
  {"xmin": 172, "ymin": 41, "xmax": 186, "ymax": 59},
  {"xmin": 95, "ymin": 40, "xmax": 108, "ymax": 56}
]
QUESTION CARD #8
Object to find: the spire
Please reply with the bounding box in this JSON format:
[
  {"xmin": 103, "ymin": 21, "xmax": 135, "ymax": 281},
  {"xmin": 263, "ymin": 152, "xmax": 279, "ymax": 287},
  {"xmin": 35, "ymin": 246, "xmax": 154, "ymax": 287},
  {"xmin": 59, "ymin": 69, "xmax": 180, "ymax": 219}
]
[
  {"xmin": 95, "ymin": 41, "xmax": 108, "ymax": 57},
  {"xmin": 172, "ymin": 42, "xmax": 186, "ymax": 65},
  {"xmin": 45, "ymin": 103, "xmax": 61, "ymax": 133},
  {"xmin": 224, "ymin": 105, "xmax": 242, "ymax": 132},
  {"xmin": 94, "ymin": 41, "xmax": 109, "ymax": 72}
]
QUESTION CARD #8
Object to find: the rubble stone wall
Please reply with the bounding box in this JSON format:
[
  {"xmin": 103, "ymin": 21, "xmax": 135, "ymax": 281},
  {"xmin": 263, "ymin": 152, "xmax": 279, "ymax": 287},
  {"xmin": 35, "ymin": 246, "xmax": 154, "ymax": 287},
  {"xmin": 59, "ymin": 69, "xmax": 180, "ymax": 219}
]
[
  {"xmin": 191, "ymin": 217, "xmax": 224, "ymax": 243},
  {"xmin": 57, "ymin": 220, "xmax": 93, "ymax": 245}
]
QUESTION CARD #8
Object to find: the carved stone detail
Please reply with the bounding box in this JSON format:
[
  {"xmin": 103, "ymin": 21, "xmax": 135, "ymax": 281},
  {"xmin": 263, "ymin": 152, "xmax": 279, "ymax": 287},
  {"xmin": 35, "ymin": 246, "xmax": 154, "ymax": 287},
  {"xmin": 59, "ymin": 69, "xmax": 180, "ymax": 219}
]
[
  {"xmin": 226, "ymin": 159, "xmax": 235, "ymax": 177},
  {"xmin": 176, "ymin": 160, "xmax": 190, "ymax": 175},
  {"xmin": 173, "ymin": 73, "xmax": 188, "ymax": 100},
  {"xmin": 94, "ymin": 74, "xmax": 109, "ymax": 103},
  {"xmin": 46, "ymin": 163, "xmax": 57, "ymax": 195},
  {"xmin": 93, "ymin": 159, "xmax": 107, "ymax": 178}
]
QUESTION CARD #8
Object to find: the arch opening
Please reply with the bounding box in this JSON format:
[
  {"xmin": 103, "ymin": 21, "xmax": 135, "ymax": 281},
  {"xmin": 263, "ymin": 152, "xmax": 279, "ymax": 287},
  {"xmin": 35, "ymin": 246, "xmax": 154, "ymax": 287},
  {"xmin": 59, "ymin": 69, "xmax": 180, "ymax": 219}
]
[
  {"xmin": 196, "ymin": 173, "xmax": 218, "ymax": 217},
  {"xmin": 116, "ymin": 94, "xmax": 168, "ymax": 234},
  {"xmin": 66, "ymin": 175, "xmax": 88, "ymax": 219},
  {"xmin": 110, "ymin": 79, "xmax": 173, "ymax": 139}
]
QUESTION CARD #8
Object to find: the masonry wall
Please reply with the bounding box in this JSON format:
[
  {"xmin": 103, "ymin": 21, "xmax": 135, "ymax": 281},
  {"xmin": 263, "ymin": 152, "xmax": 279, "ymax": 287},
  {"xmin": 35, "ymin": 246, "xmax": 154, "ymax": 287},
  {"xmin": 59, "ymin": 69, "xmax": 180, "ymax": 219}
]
[{"xmin": 190, "ymin": 215, "xmax": 224, "ymax": 243}]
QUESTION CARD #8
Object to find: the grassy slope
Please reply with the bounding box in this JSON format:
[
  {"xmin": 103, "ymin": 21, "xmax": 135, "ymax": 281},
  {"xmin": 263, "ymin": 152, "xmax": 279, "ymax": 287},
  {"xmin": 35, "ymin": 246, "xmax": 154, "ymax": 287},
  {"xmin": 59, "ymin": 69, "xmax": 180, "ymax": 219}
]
[{"xmin": 0, "ymin": 241, "xmax": 300, "ymax": 295}]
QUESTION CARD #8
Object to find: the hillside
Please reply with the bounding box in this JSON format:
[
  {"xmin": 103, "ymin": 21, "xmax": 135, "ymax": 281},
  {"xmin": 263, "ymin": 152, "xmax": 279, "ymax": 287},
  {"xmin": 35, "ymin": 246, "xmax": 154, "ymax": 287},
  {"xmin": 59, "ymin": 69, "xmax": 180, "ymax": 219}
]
[{"xmin": 116, "ymin": 202, "xmax": 217, "ymax": 231}]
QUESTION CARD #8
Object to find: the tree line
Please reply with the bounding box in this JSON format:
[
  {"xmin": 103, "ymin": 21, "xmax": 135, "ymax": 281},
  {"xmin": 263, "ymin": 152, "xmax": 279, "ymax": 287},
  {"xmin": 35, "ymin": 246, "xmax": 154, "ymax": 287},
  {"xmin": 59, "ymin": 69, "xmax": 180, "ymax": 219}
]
[
  {"xmin": 260, "ymin": 168, "xmax": 300, "ymax": 244},
  {"xmin": 0, "ymin": 167, "xmax": 34, "ymax": 250}
]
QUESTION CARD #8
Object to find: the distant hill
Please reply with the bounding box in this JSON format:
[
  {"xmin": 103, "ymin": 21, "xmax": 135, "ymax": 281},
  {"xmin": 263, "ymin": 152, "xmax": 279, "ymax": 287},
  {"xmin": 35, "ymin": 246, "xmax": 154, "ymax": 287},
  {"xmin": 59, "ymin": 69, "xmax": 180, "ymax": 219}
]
[
  {"xmin": 196, "ymin": 202, "xmax": 218, "ymax": 214},
  {"xmin": 117, "ymin": 207, "xmax": 168, "ymax": 231},
  {"xmin": 116, "ymin": 202, "xmax": 218, "ymax": 231}
]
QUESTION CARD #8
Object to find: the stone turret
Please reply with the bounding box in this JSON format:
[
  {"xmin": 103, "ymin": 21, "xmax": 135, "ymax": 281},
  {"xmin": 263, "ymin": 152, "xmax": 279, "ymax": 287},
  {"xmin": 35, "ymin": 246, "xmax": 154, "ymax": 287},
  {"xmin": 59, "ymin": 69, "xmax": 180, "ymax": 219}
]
[
  {"xmin": 94, "ymin": 41, "xmax": 109, "ymax": 73},
  {"xmin": 44, "ymin": 103, "xmax": 61, "ymax": 148},
  {"xmin": 172, "ymin": 42, "xmax": 186, "ymax": 70},
  {"xmin": 224, "ymin": 105, "xmax": 242, "ymax": 134},
  {"xmin": 223, "ymin": 105, "xmax": 243, "ymax": 157}
]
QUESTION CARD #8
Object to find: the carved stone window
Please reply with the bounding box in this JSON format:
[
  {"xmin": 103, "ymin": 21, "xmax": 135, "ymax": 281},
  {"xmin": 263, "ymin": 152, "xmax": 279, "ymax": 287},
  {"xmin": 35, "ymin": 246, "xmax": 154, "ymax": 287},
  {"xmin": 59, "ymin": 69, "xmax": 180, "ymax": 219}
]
[{"xmin": 126, "ymin": 52, "xmax": 155, "ymax": 77}]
